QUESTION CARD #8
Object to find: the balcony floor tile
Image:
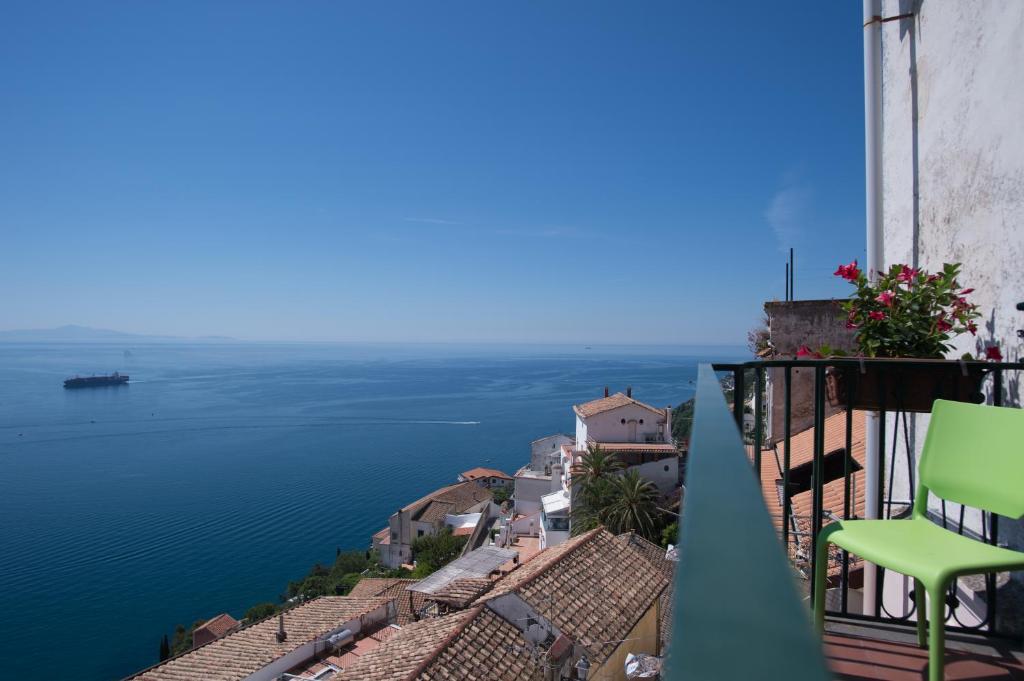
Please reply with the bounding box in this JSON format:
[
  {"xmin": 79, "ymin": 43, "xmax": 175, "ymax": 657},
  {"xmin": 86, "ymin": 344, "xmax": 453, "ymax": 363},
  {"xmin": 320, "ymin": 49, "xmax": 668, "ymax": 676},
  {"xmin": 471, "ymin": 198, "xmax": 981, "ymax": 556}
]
[{"xmin": 825, "ymin": 622, "xmax": 1024, "ymax": 680}]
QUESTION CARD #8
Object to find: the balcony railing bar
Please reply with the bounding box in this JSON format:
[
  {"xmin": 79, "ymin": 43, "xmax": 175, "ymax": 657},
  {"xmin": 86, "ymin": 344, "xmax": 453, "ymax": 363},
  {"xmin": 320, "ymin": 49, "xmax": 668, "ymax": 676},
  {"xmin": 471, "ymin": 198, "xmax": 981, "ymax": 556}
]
[{"xmin": 663, "ymin": 364, "xmax": 831, "ymax": 681}]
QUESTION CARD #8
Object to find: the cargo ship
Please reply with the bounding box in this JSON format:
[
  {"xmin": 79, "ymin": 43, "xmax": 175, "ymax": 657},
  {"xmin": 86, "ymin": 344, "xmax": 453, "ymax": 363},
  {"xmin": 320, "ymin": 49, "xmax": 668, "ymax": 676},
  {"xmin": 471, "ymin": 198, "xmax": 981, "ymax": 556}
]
[{"xmin": 63, "ymin": 372, "xmax": 130, "ymax": 389}]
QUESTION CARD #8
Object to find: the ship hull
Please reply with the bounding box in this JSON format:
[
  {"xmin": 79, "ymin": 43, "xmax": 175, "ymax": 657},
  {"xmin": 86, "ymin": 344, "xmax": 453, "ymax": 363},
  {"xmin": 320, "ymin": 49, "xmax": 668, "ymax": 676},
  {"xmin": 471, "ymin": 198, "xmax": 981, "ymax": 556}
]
[{"xmin": 63, "ymin": 375, "xmax": 130, "ymax": 389}]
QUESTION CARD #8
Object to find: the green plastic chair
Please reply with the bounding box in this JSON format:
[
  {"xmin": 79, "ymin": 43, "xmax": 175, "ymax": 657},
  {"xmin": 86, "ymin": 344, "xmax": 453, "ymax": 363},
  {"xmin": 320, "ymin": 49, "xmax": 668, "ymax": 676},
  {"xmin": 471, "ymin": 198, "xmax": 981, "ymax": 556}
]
[{"xmin": 813, "ymin": 399, "xmax": 1024, "ymax": 681}]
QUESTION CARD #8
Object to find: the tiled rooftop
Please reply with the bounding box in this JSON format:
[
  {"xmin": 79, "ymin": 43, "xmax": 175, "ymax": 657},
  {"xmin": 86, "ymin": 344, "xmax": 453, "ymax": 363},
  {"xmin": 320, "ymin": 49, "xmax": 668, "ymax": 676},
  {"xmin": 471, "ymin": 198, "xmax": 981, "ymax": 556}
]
[
  {"xmin": 336, "ymin": 607, "xmax": 541, "ymax": 681},
  {"xmin": 429, "ymin": 577, "xmax": 494, "ymax": 609},
  {"xmin": 403, "ymin": 481, "xmax": 492, "ymax": 523},
  {"xmin": 347, "ymin": 578, "xmax": 426, "ymax": 625},
  {"xmin": 460, "ymin": 466, "xmax": 512, "ymax": 480},
  {"xmin": 192, "ymin": 612, "xmax": 239, "ymax": 641},
  {"xmin": 615, "ymin": 532, "xmax": 676, "ymax": 651},
  {"xmin": 573, "ymin": 392, "xmax": 666, "ymax": 418},
  {"xmin": 754, "ymin": 411, "xmax": 867, "ymax": 576},
  {"xmin": 128, "ymin": 596, "xmax": 386, "ymax": 681},
  {"xmin": 336, "ymin": 610, "xmax": 473, "ymax": 681},
  {"xmin": 480, "ymin": 528, "xmax": 670, "ymax": 666}
]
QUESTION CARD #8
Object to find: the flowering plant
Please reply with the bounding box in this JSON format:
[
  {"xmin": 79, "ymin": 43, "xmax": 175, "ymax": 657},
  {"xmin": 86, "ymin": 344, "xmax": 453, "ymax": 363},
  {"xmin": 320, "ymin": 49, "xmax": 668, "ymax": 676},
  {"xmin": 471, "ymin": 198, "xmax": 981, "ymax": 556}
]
[{"xmin": 833, "ymin": 261, "xmax": 981, "ymax": 358}]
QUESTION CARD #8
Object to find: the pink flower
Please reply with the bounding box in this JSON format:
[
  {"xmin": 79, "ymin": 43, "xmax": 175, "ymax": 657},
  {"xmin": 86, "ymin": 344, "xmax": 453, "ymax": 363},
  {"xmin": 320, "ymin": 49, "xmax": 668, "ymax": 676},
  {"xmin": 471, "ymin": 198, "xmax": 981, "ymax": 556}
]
[
  {"xmin": 936, "ymin": 316, "xmax": 952, "ymax": 333},
  {"xmin": 868, "ymin": 310, "xmax": 886, "ymax": 321},
  {"xmin": 927, "ymin": 274, "xmax": 941, "ymax": 283},
  {"xmin": 985, "ymin": 346, "xmax": 1003, "ymax": 362},
  {"xmin": 967, "ymin": 321, "xmax": 978, "ymax": 336},
  {"xmin": 959, "ymin": 288, "xmax": 974, "ymax": 295},
  {"xmin": 796, "ymin": 345, "xmax": 823, "ymax": 359},
  {"xmin": 833, "ymin": 260, "xmax": 861, "ymax": 282},
  {"xmin": 875, "ymin": 290, "xmax": 896, "ymax": 307},
  {"xmin": 896, "ymin": 265, "xmax": 919, "ymax": 283}
]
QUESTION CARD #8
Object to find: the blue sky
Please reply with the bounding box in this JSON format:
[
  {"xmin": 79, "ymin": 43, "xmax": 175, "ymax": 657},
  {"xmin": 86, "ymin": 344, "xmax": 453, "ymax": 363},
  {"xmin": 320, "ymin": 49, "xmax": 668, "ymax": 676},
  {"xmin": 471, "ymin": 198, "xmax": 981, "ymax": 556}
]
[{"xmin": 0, "ymin": 2, "xmax": 866, "ymax": 344}]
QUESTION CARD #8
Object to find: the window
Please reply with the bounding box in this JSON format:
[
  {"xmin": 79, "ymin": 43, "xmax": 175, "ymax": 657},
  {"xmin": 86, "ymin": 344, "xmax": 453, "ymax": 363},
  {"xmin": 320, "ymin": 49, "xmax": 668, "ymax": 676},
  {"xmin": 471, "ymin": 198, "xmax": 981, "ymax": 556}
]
[
  {"xmin": 417, "ymin": 529, "xmax": 425, "ymax": 537},
  {"xmin": 664, "ymin": 465, "xmax": 670, "ymax": 472},
  {"xmin": 620, "ymin": 418, "xmax": 626, "ymax": 424},
  {"xmin": 391, "ymin": 532, "xmax": 398, "ymax": 541},
  {"xmin": 639, "ymin": 419, "xmax": 644, "ymax": 424}
]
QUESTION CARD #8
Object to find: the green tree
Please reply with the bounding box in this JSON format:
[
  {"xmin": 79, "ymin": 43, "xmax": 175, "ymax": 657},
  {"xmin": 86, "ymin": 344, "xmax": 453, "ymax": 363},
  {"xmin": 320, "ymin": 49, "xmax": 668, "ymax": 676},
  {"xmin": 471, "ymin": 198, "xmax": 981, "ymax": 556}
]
[
  {"xmin": 159, "ymin": 634, "xmax": 170, "ymax": 661},
  {"xmin": 491, "ymin": 486, "xmax": 512, "ymax": 505},
  {"xmin": 671, "ymin": 399, "xmax": 694, "ymax": 444},
  {"xmin": 575, "ymin": 445, "xmax": 624, "ymax": 488},
  {"xmin": 660, "ymin": 520, "xmax": 679, "ymax": 548},
  {"xmin": 570, "ymin": 445, "xmax": 625, "ymax": 535},
  {"xmin": 244, "ymin": 602, "xmax": 278, "ymax": 622},
  {"xmin": 605, "ymin": 470, "xmax": 661, "ymax": 539},
  {"xmin": 410, "ymin": 528, "xmax": 467, "ymax": 576},
  {"xmin": 330, "ymin": 550, "xmax": 370, "ymax": 578}
]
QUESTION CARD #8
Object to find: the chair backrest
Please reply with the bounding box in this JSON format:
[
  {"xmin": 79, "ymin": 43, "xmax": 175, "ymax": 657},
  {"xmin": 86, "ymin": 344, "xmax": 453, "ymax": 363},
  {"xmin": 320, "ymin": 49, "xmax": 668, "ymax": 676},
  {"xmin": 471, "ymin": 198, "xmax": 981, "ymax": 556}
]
[{"xmin": 917, "ymin": 399, "xmax": 1024, "ymax": 519}]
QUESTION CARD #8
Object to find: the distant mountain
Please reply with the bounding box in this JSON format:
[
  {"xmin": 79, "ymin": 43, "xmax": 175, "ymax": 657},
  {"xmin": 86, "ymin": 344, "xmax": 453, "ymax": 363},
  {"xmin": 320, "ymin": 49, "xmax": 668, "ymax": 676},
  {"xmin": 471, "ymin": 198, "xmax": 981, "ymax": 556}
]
[{"xmin": 0, "ymin": 325, "xmax": 236, "ymax": 343}]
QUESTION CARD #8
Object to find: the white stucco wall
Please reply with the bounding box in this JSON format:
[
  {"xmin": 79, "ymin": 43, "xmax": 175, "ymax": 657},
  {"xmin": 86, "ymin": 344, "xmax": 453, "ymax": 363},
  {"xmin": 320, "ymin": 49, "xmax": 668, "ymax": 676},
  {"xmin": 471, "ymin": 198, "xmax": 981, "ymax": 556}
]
[
  {"xmin": 514, "ymin": 474, "xmax": 553, "ymax": 516},
  {"xmin": 630, "ymin": 457, "xmax": 679, "ymax": 496},
  {"xmin": 575, "ymin": 404, "xmax": 671, "ymax": 446},
  {"xmin": 530, "ymin": 434, "xmax": 574, "ymax": 471},
  {"xmin": 881, "ymin": 0, "xmax": 1024, "ymax": 364},
  {"xmin": 878, "ymin": 0, "xmax": 1024, "ymax": 631}
]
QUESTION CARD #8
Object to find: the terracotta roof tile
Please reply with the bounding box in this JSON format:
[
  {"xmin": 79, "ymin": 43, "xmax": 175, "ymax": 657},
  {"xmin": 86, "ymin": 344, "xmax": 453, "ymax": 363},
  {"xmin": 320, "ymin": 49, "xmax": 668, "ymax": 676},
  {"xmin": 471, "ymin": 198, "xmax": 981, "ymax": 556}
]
[
  {"xmin": 194, "ymin": 613, "xmax": 239, "ymax": 640},
  {"xmin": 479, "ymin": 528, "xmax": 669, "ymax": 665},
  {"xmin": 420, "ymin": 608, "xmax": 541, "ymax": 680},
  {"xmin": 128, "ymin": 597, "xmax": 386, "ymax": 681},
  {"xmin": 347, "ymin": 578, "xmax": 427, "ymax": 625},
  {"xmin": 336, "ymin": 610, "xmax": 473, "ymax": 681},
  {"xmin": 405, "ymin": 482, "xmax": 492, "ymax": 522},
  {"xmin": 754, "ymin": 411, "xmax": 867, "ymax": 577},
  {"xmin": 573, "ymin": 392, "xmax": 666, "ymax": 419},
  {"xmin": 460, "ymin": 467, "xmax": 512, "ymax": 480},
  {"xmin": 615, "ymin": 533, "xmax": 676, "ymax": 650},
  {"xmin": 337, "ymin": 607, "xmax": 541, "ymax": 681},
  {"xmin": 429, "ymin": 578, "xmax": 494, "ymax": 609}
]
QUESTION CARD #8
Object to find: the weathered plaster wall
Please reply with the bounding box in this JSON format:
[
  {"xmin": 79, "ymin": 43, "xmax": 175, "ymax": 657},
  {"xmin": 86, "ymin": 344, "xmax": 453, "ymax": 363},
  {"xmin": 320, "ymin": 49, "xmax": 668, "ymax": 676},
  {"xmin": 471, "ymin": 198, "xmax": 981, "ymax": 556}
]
[
  {"xmin": 879, "ymin": 0, "xmax": 1024, "ymax": 631},
  {"xmin": 764, "ymin": 300, "xmax": 856, "ymax": 440},
  {"xmin": 880, "ymin": 0, "xmax": 1024, "ymax": 366}
]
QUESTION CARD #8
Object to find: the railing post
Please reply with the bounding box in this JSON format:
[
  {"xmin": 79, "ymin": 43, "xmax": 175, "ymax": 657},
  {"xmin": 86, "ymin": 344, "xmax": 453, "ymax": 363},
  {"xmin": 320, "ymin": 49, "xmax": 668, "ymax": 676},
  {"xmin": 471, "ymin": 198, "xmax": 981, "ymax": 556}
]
[
  {"xmin": 733, "ymin": 369, "xmax": 745, "ymax": 432},
  {"xmin": 809, "ymin": 364, "xmax": 826, "ymax": 608},
  {"xmin": 782, "ymin": 366, "xmax": 792, "ymax": 550},
  {"xmin": 753, "ymin": 367, "xmax": 764, "ymax": 477}
]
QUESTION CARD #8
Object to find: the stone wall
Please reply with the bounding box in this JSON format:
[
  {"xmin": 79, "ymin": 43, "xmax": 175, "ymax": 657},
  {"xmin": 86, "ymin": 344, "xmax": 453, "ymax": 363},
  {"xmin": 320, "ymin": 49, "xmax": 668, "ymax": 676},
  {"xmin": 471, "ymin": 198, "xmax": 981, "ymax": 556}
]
[{"xmin": 764, "ymin": 300, "xmax": 856, "ymax": 441}]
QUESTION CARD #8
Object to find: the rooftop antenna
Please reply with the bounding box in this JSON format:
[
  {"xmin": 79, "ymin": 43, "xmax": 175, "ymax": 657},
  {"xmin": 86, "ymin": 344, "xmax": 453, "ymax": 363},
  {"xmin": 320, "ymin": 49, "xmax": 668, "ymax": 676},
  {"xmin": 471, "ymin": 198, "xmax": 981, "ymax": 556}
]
[
  {"xmin": 789, "ymin": 247, "xmax": 795, "ymax": 301},
  {"xmin": 785, "ymin": 262, "xmax": 790, "ymax": 301}
]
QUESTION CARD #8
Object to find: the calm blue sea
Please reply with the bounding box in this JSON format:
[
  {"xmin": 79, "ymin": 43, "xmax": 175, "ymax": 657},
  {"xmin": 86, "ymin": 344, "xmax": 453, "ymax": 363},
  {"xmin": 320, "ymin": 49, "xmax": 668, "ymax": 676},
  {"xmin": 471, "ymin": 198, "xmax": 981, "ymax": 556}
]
[{"xmin": 0, "ymin": 342, "xmax": 744, "ymax": 679}]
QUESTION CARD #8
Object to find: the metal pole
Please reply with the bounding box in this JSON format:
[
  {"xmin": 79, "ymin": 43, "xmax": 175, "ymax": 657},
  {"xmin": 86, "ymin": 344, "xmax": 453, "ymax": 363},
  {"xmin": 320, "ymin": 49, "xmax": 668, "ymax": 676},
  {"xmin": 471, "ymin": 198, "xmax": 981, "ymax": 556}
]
[
  {"xmin": 785, "ymin": 263, "xmax": 790, "ymax": 301},
  {"xmin": 862, "ymin": 0, "xmax": 884, "ymax": 618},
  {"xmin": 789, "ymin": 248, "xmax": 795, "ymax": 300}
]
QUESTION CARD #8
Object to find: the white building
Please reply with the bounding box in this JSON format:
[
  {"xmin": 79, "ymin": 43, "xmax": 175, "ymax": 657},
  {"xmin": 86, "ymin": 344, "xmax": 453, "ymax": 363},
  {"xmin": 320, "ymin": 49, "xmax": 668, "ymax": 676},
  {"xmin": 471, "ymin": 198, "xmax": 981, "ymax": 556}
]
[
  {"xmin": 372, "ymin": 481, "xmax": 493, "ymax": 569},
  {"xmin": 569, "ymin": 390, "xmax": 679, "ymax": 496},
  {"xmin": 527, "ymin": 390, "xmax": 681, "ymax": 549}
]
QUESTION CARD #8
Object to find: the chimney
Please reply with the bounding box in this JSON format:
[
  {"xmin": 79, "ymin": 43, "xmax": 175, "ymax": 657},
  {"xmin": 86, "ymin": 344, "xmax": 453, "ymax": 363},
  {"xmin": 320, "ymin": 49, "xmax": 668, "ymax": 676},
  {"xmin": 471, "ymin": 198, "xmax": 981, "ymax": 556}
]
[
  {"xmin": 626, "ymin": 386, "xmax": 632, "ymax": 398},
  {"xmin": 603, "ymin": 386, "xmax": 609, "ymax": 398},
  {"xmin": 276, "ymin": 613, "xmax": 287, "ymax": 643}
]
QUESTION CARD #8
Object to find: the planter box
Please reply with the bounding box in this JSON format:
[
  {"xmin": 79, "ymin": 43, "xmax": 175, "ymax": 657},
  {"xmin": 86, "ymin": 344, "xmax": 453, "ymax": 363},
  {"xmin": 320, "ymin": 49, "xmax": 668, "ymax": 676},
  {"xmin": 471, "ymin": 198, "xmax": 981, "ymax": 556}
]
[{"xmin": 825, "ymin": 360, "xmax": 987, "ymax": 413}]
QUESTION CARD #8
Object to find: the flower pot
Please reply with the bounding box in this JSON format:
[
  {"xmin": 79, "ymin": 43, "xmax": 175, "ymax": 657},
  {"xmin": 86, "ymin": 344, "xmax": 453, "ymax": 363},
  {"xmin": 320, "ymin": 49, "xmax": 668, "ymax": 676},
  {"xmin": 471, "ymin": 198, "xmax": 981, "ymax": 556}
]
[{"xmin": 825, "ymin": 360, "xmax": 987, "ymax": 413}]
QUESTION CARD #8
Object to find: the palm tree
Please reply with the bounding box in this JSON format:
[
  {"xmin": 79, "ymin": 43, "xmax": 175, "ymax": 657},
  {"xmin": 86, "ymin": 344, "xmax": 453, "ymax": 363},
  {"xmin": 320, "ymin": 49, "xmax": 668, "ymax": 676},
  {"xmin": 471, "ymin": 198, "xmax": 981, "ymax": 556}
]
[
  {"xmin": 574, "ymin": 445, "xmax": 624, "ymax": 488},
  {"xmin": 605, "ymin": 469, "xmax": 660, "ymax": 540},
  {"xmin": 570, "ymin": 446, "xmax": 625, "ymax": 535}
]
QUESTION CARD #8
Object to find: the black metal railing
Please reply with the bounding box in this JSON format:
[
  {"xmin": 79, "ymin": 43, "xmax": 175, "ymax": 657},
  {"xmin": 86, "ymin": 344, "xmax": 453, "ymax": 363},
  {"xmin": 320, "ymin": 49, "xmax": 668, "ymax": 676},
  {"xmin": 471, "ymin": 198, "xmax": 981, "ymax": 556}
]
[{"xmin": 712, "ymin": 357, "xmax": 1024, "ymax": 637}]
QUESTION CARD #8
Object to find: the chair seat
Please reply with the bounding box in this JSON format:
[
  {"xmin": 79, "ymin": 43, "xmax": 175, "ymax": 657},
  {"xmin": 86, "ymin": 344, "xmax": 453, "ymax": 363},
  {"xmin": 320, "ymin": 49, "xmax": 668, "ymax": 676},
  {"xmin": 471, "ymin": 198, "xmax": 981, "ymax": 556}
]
[{"xmin": 822, "ymin": 517, "xmax": 1024, "ymax": 587}]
